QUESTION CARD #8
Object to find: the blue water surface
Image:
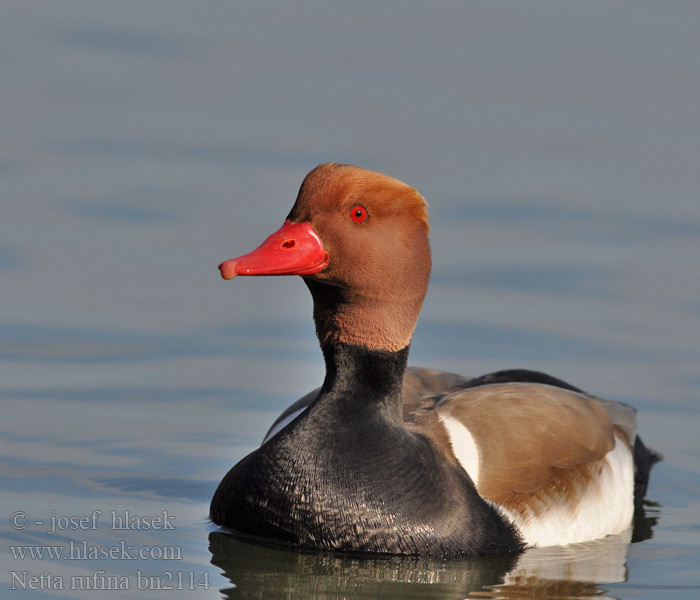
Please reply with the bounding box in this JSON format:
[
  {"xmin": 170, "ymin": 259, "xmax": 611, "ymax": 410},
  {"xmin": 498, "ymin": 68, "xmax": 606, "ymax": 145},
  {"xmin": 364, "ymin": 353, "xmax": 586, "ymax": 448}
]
[{"xmin": 2, "ymin": 2, "xmax": 699, "ymax": 598}]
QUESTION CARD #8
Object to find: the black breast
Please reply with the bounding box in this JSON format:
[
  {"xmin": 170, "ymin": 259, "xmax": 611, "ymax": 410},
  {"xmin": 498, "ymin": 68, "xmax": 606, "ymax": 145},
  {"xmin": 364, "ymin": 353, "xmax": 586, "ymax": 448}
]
[{"xmin": 210, "ymin": 344, "xmax": 523, "ymax": 557}]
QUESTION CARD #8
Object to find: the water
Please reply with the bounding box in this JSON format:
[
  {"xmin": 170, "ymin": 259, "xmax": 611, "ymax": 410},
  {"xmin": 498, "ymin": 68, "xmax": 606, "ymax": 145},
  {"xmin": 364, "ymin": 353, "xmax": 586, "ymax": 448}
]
[{"xmin": 2, "ymin": 2, "xmax": 699, "ymax": 598}]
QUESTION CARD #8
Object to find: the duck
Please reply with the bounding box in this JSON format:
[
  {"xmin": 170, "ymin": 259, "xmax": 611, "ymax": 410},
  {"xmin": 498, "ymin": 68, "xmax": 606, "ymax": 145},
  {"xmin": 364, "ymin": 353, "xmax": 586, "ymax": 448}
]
[{"xmin": 210, "ymin": 163, "xmax": 658, "ymax": 557}]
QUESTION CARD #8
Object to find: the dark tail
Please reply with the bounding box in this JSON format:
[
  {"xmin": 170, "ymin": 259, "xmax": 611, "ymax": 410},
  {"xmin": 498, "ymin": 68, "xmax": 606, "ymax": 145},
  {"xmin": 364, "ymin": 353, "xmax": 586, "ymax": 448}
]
[{"xmin": 633, "ymin": 436, "xmax": 662, "ymax": 508}]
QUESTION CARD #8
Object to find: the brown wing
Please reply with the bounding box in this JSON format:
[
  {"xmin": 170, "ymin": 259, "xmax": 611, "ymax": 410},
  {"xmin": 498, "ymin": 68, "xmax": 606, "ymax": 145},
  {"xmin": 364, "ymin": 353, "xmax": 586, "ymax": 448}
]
[{"xmin": 427, "ymin": 382, "xmax": 636, "ymax": 503}]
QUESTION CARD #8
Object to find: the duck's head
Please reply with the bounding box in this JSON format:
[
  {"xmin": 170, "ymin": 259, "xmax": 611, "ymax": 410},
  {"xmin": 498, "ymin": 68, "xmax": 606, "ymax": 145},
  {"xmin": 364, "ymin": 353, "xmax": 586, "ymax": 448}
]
[{"xmin": 219, "ymin": 163, "xmax": 431, "ymax": 352}]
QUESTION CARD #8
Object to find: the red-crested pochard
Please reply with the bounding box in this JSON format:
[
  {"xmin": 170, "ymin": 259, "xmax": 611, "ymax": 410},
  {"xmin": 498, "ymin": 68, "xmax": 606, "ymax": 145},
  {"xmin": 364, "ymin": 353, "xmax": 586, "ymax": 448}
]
[{"xmin": 211, "ymin": 163, "xmax": 658, "ymax": 556}]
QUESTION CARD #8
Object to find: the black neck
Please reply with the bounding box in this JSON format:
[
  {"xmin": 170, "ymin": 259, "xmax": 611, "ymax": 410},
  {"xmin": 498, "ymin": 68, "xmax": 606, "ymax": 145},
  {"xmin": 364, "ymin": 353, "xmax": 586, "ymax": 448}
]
[{"xmin": 317, "ymin": 342, "xmax": 409, "ymax": 424}]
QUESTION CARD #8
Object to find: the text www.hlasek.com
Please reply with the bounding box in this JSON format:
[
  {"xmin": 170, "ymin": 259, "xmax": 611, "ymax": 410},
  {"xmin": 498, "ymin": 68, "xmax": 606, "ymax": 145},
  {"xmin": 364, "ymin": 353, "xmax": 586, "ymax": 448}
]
[{"xmin": 11, "ymin": 540, "xmax": 181, "ymax": 561}]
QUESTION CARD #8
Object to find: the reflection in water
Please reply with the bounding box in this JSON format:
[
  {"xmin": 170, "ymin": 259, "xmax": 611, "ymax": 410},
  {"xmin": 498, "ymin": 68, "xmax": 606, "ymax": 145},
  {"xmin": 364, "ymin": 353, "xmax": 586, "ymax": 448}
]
[
  {"xmin": 476, "ymin": 533, "xmax": 631, "ymax": 599},
  {"xmin": 631, "ymin": 499, "xmax": 661, "ymax": 544},
  {"xmin": 209, "ymin": 532, "xmax": 517, "ymax": 599},
  {"xmin": 477, "ymin": 502, "xmax": 660, "ymax": 599},
  {"xmin": 209, "ymin": 504, "xmax": 659, "ymax": 599}
]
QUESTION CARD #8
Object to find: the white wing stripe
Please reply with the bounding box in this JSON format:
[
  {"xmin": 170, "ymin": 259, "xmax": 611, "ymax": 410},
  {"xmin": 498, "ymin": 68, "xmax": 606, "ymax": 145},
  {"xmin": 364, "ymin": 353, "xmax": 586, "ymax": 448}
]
[{"xmin": 438, "ymin": 414, "xmax": 480, "ymax": 485}]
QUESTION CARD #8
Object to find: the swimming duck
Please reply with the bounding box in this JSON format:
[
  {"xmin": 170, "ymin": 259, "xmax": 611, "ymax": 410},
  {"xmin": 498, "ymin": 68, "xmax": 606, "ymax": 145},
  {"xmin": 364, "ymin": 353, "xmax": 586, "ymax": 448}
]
[{"xmin": 210, "ymin": 163, "xmax": 657, "ymax": 556}]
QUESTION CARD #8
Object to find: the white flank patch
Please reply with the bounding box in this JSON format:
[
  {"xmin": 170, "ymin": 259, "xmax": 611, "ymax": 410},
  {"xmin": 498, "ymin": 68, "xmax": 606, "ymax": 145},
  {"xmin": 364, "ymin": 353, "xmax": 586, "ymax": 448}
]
[
  {"xmin": 438, "ymin": 414, "xmax": 480, "ymax": 485},
  {"xmin": 261, "ymin": 407, "xmax": 307, "ymax": 445},
  {"xmin": 493, "ymin": 439, "xmax": 635, "ymax": 547}
]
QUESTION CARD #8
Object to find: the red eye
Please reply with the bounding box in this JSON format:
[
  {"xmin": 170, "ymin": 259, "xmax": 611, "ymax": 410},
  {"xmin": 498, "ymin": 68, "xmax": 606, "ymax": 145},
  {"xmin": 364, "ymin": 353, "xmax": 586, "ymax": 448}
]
[{"xmin": 350, "ymin": 205, "xmax": 368, "ymax": 224}]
